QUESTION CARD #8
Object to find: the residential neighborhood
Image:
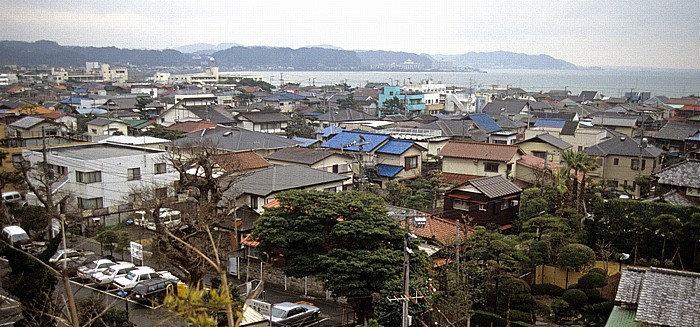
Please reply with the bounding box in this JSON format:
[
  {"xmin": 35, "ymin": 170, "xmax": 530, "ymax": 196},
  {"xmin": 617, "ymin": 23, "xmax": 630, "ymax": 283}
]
[{"xmin": 1, "ymin": 36, "xmax": 699, "ymax": 327}]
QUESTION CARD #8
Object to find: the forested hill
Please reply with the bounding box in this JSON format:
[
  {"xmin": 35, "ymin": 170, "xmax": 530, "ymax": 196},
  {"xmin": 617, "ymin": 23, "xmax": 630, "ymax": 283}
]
[{"xmin": 0, "ymin": 40, "xmax": 577, "ymax": 70}]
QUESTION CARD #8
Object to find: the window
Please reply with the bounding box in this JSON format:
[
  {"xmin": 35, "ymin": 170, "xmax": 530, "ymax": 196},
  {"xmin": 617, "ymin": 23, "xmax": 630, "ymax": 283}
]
[
  {"xmin": 128, "ymin": 193, "xmax": 141, "ymax": 203},
  {"xmin": 76, "ymin": 171, "xmax": 102, "ymax": 184},
  {"xmin": 613, "ymin": 158, "xmax": 619, "ymax": 166},
  {"xmin": 154, "ymin": 163, "xmax": 166, "ymax": 174},
  {"xmin": 77, "ymin": 197, "xmax": 103, "ymax": 209},
  {"xmin": 631, "ymin": 159, "xmax": 639, "ymax": 170},
  {"xmin": 323, "ymin": 186, "xmax": 337, "ymax": 192},
  {"xmin": 48, "ymin": 164, "xmax": 67, "ymax": 177},
  {"xmin": 501, "ymin": 201, "xmax": 509, "ymax": 210},
  {"xmin": 453, "ymin": 199, "xmax": 470, "ymax": 211},
  {"xmin": 127, "ymin": 168, "xmax": 141, "ymax": 181},
  {"xmin": 485, "ymin": 162, "xmax": 499, "ymax": 173},
  {"xmin": 250, "ymin": 196, "xmax": 258, "ymax": 209},
  {"xmin": 405, "ymin": 156, "xmax": 419, "ymax": 170},
  {"xmin": 155, "ymin": 187, "xmax": 168, "ymax": 198},
  {"xmin": 332, "ymin": 164, "xmax": 339, "ymax": 173},
  {"xmin": 478, "ymin": 204, "xmax": 487, "ymax": 211},
  {"xmin": 533, "ymin": 151, "xmax": 547, "ymax": 160},
  {"xmin": 641, "ymin": 159, "xmax": 646, "ymax": 171}
]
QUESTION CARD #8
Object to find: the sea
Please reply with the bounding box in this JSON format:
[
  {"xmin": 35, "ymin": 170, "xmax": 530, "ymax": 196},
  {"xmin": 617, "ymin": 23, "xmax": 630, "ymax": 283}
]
[{"xmin": 233, "ymin": 69, "xmax": 700, "ymax": 98}]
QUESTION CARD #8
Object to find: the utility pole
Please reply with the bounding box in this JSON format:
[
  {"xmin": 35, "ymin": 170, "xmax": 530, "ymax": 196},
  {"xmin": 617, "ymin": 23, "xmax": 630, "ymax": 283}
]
[{"xmin": 402, "ymin": 213, "xmax": 410, "ymax": 327}]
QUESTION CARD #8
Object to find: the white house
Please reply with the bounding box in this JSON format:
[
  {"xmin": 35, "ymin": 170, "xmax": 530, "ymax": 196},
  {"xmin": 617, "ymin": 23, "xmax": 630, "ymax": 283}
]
[{"xmin": 22, "ymin": 143, "xmax": 179, "ymax": 218}]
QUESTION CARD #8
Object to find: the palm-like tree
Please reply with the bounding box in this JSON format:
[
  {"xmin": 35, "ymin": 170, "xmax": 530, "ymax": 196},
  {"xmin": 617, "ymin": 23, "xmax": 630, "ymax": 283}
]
[{"xmin": 561, "ymin": 150, "xmax": 598, "ymax": 212}]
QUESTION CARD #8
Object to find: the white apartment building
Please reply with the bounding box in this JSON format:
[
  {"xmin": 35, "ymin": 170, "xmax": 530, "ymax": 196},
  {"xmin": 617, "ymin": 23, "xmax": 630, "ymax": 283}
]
[{"xmin": 23, "ymin": 143, "xmax": 179, "ymax": 212}]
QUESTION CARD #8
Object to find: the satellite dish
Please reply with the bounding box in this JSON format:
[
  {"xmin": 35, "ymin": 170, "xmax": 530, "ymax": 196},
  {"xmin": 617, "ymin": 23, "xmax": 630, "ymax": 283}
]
[{"xmin": 619, "ymin": 253, "xmax": 630, "ymax": 261}]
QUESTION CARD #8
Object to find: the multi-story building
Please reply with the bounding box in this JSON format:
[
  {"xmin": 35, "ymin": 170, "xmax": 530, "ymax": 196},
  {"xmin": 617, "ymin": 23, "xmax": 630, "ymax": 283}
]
[{"xmin": 22, "ymin": 143, "xmax": 179, "ymax": 218}]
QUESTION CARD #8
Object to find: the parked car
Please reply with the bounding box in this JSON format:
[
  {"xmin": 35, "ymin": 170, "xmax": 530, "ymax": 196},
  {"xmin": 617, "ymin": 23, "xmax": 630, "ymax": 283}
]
[
  {"xmin": 132, "ymin": 208, "xmax": 181, "ymax": 231},
  {"xmin": 270, "ymin": 302, "xmax": 320, "ymax": 327},
  {"xmin": 112, "ymin": 266, "xmax": 178, "ymax": 291},
  {"xmin": 77, "ymin": 259, "xmax": 123, "ymax": 280},
  {"xmin": 131, "ymin": 278, "xmax": 179, "ymax": 305},
  {"xmin": 49, "ymin": 248, "xmax": 96, "ymax": 268},
  {"xmin": 91, "ymin": 262, "xmax": 136, "ymax": 287},
  {"xmin": 1, "ymin": 191, "xmax": 27, "ymax": 207},
  {"xmin": 1, "ymin": 225, "xmax": 32, "ymax": 250}
]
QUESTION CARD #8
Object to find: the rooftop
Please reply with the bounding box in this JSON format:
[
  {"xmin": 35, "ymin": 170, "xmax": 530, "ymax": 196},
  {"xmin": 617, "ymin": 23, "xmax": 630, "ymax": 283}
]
[
  {"xmin": 232, "ymin": 165, "xmax": 349, "ymax": 197},
  {"xmin": 40, "ymin": 143, "xmax": 164, "ymax": 160},
  {"xmin": 439, "ymin": 141, "xmax": 522, "ymax": 162}
]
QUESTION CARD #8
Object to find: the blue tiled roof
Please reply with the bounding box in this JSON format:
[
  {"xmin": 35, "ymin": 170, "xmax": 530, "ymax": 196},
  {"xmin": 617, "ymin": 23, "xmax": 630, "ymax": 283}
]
[
  {"xmin": 377, "ymin": 164, "xmax": 404, "ymax": 177},
  {"xmin": 534, "ymin": 118, "xmax": 567, "ymax": 128},
  {"xmin": 468, "ymin": 113, "xmax": 502, "ymax": 133},
  {"xmin": 321, "ymin": 131, "xmax": 389, "ymax": 152},
  {"xmin": 376, "ymin": 140, "xmax": 415, "ymax": 155},
  {"xmin": 60, "ymin": 97, "xmax": 85, "ymax": 105},
  {"xmin": 292, "ymin": 137, "xmax": 319, "ymax": 148},
  {"xmin": 316, "ymin": 126, "xmax": 344, "ymax": 138}
]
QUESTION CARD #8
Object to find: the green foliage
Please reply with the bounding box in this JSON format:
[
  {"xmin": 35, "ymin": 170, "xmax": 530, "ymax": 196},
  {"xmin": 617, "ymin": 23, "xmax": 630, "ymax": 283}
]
[
  {"xmin": 577, "ymin": 272, "xmax": 608, "ymax": 289},
  {"xmin": 580, "ymin": 301, "xmax": 615, "ymax": 326},
  {"xmin": 381, "ymin": 96, "xmax": 405, "ymax": 116},
  {"xmin": 78, "ymin": 296, "xmax": 134, "ymax": 327},
  {"xmin": 550, "ymin": 298, "xmax": 571, "ymax": 322},
  {"xmin": 13, "ymin": 205, "xmax": 47, "ymax": 234},
  {"xmin": 356, "ymin": 319, "xmax": 383, "ymax": 327},
  {"xmin": 508, "ymin": 310, "xmax": 533, "ymax": 324},
  {"xmin": 562, "ymin": 289, "xmax": 588, "ymax": 308},
  {"xmin": 164, "ymin": 282, "xmax": 242, "ymax": 327},
  {"xmin": 143, "ymin": 125, "xmax": 184, "ymax": 140},
  {"xmin": 470, "ymin": 310, "xmax": 506, "ymax": 327},
  {"xmin": 284, "ymin": 114, "xmax": 315, "ymax": 138},
  {"xmin": 557, "ymin": 243, "xmax": 596, "ymax": 272},
  {"xmin": 3, "ymin": 233, "xmax": 62, "ymax": 326},
  {"xmin": 253, "ymin": 190, "xmax": 409, "ymax": 321},
  {"xmin": 581, "ymin": 288, "xmax": 602, "ymax": 303},
  {"xmin": 95, "ymin": 227, "xmax": 119, "ymax": 255},
  {"xmin": 237, "ymin": 78, "xmax": 275, "ymax": 91},
  {"xmin": 337, "ymin": 95, "xmax": 361, "ymax": 111},
  {"xmin": 531, "ymin": 283, "xmax": 564, "ymax": 296},
  {"xmin": 588, "ymin": 267, "xmax": 607, "ymax": 276}
]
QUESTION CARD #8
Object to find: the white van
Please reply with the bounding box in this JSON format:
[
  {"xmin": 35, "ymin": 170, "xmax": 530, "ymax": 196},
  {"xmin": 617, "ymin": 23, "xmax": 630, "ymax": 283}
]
[
  {"xmin": 1, "ymin": 192, "xmax": 26, "ymax": 207},
  {"xmin": 132, "ymin": 208, "xmax": 181, "ymax": 231},
  {"xmin": 1, "ymin": 225, "xmax": 32, "ymax": 249}
]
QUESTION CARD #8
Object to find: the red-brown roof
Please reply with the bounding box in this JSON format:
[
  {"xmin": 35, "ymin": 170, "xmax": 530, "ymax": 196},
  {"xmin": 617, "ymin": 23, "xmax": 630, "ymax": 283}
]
[
  {"xmin": 41, "ymin": 111, "xmax": 65, "ymax": 120},
  {"xmin": 211, "ymin": 151, "xmax": 272, "ymax": 172},
  {"xmin": 668, "ymin": 98, "xmax": 700, "ymax": 106},
  {"xmin": 441, "ymin": 172, "xmax": 483, "ymax": 184},
  {"xmin": 402, "ymin": 215, "xmax": 471, "ymax": 246},
  {"xmin": 262, "ymin": 199, "xmax": 280, "ymax": 209},
  {"xmin": 517, "ymin": 155, "xmax": 561, "ymax": 170},
  {"xmin": 164, "ymin": 121, "xmax": 217, "ymax": 133},
  {"xmin": 439, "ymin": 141, "xmax": 522, "ymax": 162},
  {"xmin": 679, "ymin": 105, "xmax": 700, "ymax": 112}
]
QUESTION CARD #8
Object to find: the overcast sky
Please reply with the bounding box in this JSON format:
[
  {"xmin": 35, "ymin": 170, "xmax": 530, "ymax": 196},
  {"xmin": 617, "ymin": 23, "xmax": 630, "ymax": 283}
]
[{"xmin": 2, "ymin": 0, "xmax": 699, "ymax": 69}]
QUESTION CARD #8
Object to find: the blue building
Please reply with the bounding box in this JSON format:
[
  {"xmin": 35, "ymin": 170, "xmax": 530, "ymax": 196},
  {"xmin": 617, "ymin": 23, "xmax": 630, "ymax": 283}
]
[{"xmin": 378, "ymin": 86, "xmax": 426, "ymax": 117}]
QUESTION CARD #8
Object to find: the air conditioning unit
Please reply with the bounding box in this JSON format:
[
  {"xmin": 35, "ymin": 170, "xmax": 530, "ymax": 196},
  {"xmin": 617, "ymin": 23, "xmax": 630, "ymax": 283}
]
[
  {"xmin": 413, "ymin": 216, "xmax": 427, "ymax": 228},
  {"xmin": 510, "ymin": 200, "xmax": 519, "ymax": 206}
]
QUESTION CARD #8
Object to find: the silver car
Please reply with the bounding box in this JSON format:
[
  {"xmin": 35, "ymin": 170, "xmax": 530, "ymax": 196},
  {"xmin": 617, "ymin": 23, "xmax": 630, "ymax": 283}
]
[{"xmin": 270, "ymin": 302, "xmax": 320, "ymax": 327}]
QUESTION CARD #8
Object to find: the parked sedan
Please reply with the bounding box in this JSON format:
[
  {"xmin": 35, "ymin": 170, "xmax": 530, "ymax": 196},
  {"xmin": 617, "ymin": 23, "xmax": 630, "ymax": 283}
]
[
  {"xmin": 49, "ymin": 248, "xmax": 96, "ymax": 269},
  {"xmin": 77, "ymin": 259, "xmax": 122, "ymax": 280},
  {"xmin": 270, "ymin": 302, "xmax": 320, "ymax": 327}
]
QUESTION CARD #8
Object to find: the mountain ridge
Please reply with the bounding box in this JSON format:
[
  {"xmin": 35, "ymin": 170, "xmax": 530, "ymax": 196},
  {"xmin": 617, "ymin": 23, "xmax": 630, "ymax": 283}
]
[{"xmin": 0, "ymin": 40, "xmax": 578, "ymax": 70}]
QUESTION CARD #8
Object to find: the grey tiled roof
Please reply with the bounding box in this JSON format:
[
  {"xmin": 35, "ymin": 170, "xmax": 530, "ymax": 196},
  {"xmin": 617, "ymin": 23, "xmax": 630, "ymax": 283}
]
[
  {"xmin": 316, "ymin": 109, "xmax": 375, "ymax": 122},
  {"xmin": 233, "ymin": 165, "xmax": 350, "ymax": 197},
  {"xmin": 615, "ymin": 267, "xmax": 646, "ymax": 304},
  {"xmin": 653, "ymin": 159, "xmax": 700, "ymax": 188},
  {"xmin": 265, "ymin": 147, "xmax": 346, "ymax": 165},
  {"xmin": 236, "ymin": 111, "xmax": 290, "ymax": 123},
  {"xmin": 560, "ymin": 121, "xmax": 579, "ymax": 135},
  {"xmin": 591, "ymin": 116, "xmax": 638, "ymax": 127},
  {"xmin": 422, "ymin": 120, "xmax": 473, "ymax": 137},
  {"xmin": 171, "ymin": 126, "xmax": 302, "ymax": 152},
  {"xmin": 9, "ymin": 116, "xmax": 45, "ymax": 129},
  {"xmin": 519, "ymin": 133, "xmax": 572, "ymax": 150},
  {"xmin": 87, "ymin": 117, "xmax": 120, "ymax": 127},
  {"xmin": 464, "ymin": 175, "xmax": 521, "ymax": 198},
  {"xmin": 585, "ymin": 136, "xmax": 662, "ymax": 158},
  {"xmin": 654, "ymin": 121, "xmax": 700, "ymax": 141},
  {"xmin": 187, "ymin": 105, "xmax": 237, "ymax": 124},
  {"xmin": 636, "ymin": 268, "xmax": 700, "ymax": 327}
]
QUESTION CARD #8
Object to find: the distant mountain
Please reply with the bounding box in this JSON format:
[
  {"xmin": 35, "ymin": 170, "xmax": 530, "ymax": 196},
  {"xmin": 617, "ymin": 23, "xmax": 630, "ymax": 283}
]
[
  {"xmin": 175, "ymin": 43, "xmax": 244, "ymax": 55},
  {"xmin": 303, "ymin": 44, "xmax": 344, "ymax": 50},
  {"xmin": 0, "ymin": 40, "xmax": 190, "ymax": 67},
  {"xmin": 435, "ymin": 51, "xmax": 577, "ymax": 69},
  {"xmin": 0, "ymin": 40, "xmax": 578, "ymax": 70},
  {"xmin": 356, "ymin": 50, "xmax": 432, "ymax": 68},
  {"xmin": 212, "ymin": 46, "xmax": 362, "ymax": 70}
]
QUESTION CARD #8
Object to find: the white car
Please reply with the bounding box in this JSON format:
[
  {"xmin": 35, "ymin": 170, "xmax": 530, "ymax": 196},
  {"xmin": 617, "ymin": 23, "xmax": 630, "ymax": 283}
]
[
  {"xmin": 77, "ymin": 259, "xmax": 123, "ymax": 280},
  {"xmin": 113, "ymin": 266, "xmax": 180, "ymax": 291},
  {"xmin": 49, "ymin": 248, "xmax": 96, "ymax": 268},
  {"xmin": 91, "ymin": 262, "xmax": 137, "ymax": 287},
  {"xmin": 132, "ymin": 208, "xmax": 181, "ymax": 231}
]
